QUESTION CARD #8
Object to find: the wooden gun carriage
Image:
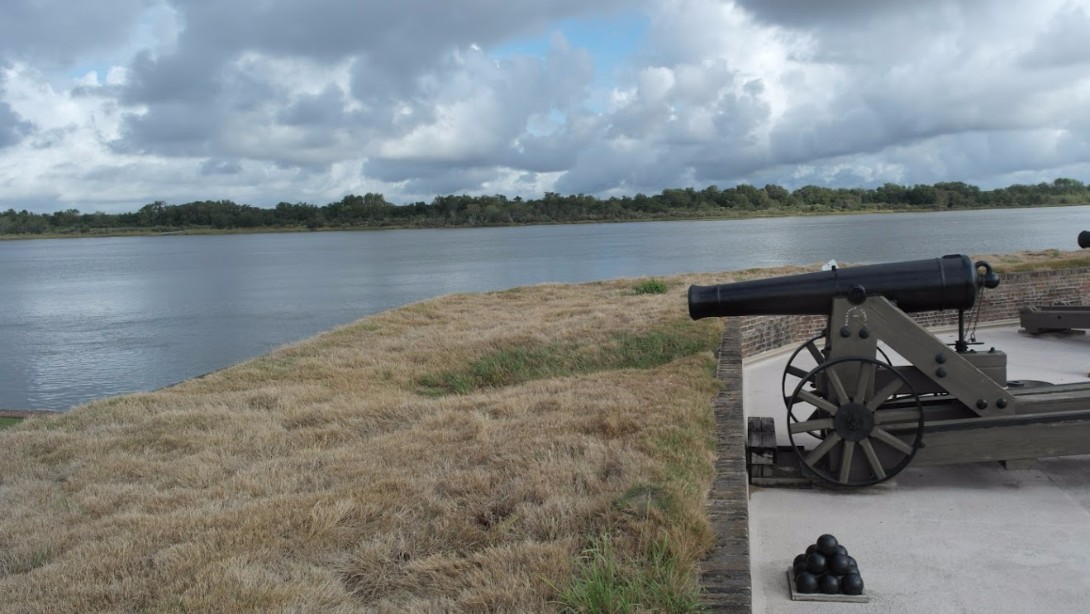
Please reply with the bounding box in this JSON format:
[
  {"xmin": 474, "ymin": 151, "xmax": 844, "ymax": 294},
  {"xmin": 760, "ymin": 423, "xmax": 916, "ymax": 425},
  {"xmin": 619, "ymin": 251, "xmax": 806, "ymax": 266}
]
[
  {"xmin": 690, "ymin": 255, "xmax": 1090, "ymax": 487},
  {"xmin": 1019, "ymin": 231, "xmax": 1090, "ymax": 334}
]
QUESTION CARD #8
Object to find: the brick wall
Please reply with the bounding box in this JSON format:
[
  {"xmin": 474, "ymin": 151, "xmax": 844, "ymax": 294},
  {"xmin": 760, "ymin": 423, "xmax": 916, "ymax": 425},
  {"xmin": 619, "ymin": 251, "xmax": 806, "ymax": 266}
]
[{"xmin": 735, "ymin": 267, "xmax": 1090, "ymax": 358}]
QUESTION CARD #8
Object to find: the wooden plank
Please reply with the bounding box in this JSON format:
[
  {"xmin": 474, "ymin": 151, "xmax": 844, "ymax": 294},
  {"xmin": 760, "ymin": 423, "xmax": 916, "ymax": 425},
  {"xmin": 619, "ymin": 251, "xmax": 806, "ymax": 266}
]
[
  {"xmin": 756, "ymin": 417, "xmax": 777, "ymax": 450},
  {"xmin": 1020, "ymin": 306, "xmax": 1090, "ymax": 333},
  {"xmin": 911, "ymin": 417, "xmax": 1090, "ymax": 466},
  {"xmin": 854, "ymin": 298, "xmax": 1016, "ymax": 416},
  {"xmin": 786, "ymin": 570, "xmax": 870, "ymax": 603},
  {"xmin": 1014, "ymin": 390, "xmax": 1090, "ymax": 415}
]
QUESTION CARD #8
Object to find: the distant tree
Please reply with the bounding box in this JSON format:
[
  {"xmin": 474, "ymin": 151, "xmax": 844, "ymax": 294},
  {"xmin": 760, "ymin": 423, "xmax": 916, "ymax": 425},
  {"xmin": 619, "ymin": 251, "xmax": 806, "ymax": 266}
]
[
  {"xmin": 905, "ymin": 184, "xmax": 938, "ymax": 206},
  {"xmin": 764, "ymin": 184, "xmax": 790, "ymax": 204}
]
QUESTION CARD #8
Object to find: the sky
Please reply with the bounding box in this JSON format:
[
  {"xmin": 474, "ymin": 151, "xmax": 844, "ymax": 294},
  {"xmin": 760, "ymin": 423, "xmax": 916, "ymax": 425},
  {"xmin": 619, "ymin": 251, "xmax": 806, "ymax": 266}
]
[{"xmin": 2, "ymin": 0, "xmax": 1090, "ymax": 214}]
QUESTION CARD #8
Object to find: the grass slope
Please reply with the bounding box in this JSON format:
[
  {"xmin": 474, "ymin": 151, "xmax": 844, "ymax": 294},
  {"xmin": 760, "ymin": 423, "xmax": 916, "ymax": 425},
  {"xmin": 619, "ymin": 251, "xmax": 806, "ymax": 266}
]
[{"xmin": 0, "ymin": 271, "xmax": 767, "ymax": 612}]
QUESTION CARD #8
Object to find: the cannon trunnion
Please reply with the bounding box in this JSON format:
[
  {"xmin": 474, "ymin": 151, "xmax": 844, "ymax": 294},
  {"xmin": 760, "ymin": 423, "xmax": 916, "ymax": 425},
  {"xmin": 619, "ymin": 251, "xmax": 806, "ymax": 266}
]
[{"xmin": 691, "ymin": 254, "xmax": 1090, "ymax": 488}]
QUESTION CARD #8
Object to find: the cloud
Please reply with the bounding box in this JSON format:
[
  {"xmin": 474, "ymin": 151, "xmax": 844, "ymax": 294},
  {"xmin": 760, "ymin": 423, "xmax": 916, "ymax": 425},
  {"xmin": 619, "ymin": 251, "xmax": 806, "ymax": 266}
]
[
  {"xmin": 112, "ymin": 1, "xmax": 620, "ymax": 155},
  {"xmin": 0, "ymin": 71, "xmax": 31, "ymax": 149},
  {"xmin": 1021, "ymin": 4, "xmax": 1090, "ymax": 69},
  {"xmin": 2, "ymin": 0, "xmax": 1090, "ymax": 214},
  {"xmin": 199, "ymin": 158, "xmax": 242, "ymax": 176},
  {"xmin": 0, "ymin": 101, "xmax": 30, "ymax": 149},
  {"xmin": 0, "ymin": 0, "xmax": 154, "ymax": 64}
]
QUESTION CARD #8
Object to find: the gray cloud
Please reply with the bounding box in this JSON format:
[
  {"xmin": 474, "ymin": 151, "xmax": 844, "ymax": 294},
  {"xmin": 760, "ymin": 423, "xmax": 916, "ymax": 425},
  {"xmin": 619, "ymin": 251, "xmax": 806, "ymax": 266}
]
[
  {"xmin": 0, "ymin": 0, "xmax": 152, "ymax": 64},
  {"xmin": 3, "ymin": 0, "xmax": 1090, "ymax": 214},
  {"xmin": 1021, "ymin": 4, "xmax": 1090, "ymax": 69},
  {"xmin": 0, "ymin": 72, "xmax": 31, "ymax": 149},
  {"xmin": 113, "ymin": 0, "xmax": 621, "ymax": 159},
  {"xmin": 199, "ymin": 158, "xmax": 242, "ymax": 176},
  {"xmin": 731, "ymin": 0, "xmax": 991, "ymax": 28},
  {"xmin": 0, "ymin": 101, "xmax": 29, "ymax": 149}
]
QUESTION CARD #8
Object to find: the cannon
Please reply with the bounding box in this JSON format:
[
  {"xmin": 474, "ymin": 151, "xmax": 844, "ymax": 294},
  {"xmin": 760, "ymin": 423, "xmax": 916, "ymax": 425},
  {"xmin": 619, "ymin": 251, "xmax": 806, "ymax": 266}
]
[
  {"xmin": 1018, "ymin": 232, "xmax": 1090, "ymax": 333},
  {"xmin": 691, "ymin": 254, "xmax": 1090, "ymax": 487}
]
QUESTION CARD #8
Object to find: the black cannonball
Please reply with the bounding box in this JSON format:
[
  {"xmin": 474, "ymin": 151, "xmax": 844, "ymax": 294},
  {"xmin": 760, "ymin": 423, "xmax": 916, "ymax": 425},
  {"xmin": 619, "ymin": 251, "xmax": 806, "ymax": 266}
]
[
  {"xmin": 820, "ymin": 573, "xmax": 840, "ymax": 595},
  {"xmin": 842, "ymin": 572, "xmax": 864, "ymax": 595},
  {"xmin": 834, "ymin": 545, "xmax": 849, "ymax": 557},
  {"xmin": 829, "ymin": 553, "xmax": 851, "ymax": 575},
  {"xmin": 805, "ymin": 552, "xmax": 827, "ymax": 575},
  {"xmin": 806, "ymin": 544, "xmax": 819, "ymax": 555},
  {"xmin": 817, "ymin": 534, "xmax": 839, "ymax": 556},
  {"xmin": 793, "ymin": 553, "xmax": 807, "ymax": 567},
  {"xmin": 846, "ymin": 556, "xmax": 858, "ymax": 572},
  {"xmin": 793, "ymin": 560, "xmax": 808, "ymax": 576},
  {"xmin": 795, "ymin": 571, "xmax": 819, "ymax": 593}
]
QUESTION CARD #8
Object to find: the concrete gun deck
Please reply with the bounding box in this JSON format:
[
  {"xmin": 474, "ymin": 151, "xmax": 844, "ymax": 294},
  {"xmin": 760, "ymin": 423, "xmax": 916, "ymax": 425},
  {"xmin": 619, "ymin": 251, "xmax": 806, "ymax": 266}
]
[{"xmin": 744, "ymin": 324, "xmax": 1090, "ymax": 613}]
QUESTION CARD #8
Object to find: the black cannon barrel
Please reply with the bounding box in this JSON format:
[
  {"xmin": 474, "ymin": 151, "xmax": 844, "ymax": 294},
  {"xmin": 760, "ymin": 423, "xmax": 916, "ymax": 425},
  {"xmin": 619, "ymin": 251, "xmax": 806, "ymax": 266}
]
[
  {"xmin": 1079, "ymin": 231, "xmax": 1090, "ymax": 249},
  {"xmin": 689, "ymin": 254, "xmax": 989, "ymax": 319}
]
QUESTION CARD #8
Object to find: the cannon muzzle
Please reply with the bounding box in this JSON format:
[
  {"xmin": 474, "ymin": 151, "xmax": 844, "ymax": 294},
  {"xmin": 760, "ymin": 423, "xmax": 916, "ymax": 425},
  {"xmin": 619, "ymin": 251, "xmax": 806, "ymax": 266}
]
[{"xmin": 689, "ymin": 254, "xmax": 997, "ymax": 319}]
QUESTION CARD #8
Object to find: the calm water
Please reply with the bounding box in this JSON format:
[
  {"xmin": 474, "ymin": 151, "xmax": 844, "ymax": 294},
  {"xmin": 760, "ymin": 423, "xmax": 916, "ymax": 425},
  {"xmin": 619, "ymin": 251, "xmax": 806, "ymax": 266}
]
[{"xmin": 4, "ymin": 206, "xmax": 1090, "ymax": 410}]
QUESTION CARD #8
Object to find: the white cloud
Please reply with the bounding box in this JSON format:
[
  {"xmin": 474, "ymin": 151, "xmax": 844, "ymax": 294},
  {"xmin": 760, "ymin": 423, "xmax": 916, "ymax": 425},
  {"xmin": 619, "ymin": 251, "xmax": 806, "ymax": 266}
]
[{"xmin": 1, "ymin": 0, "xmax": 1090, "ymax": 214}]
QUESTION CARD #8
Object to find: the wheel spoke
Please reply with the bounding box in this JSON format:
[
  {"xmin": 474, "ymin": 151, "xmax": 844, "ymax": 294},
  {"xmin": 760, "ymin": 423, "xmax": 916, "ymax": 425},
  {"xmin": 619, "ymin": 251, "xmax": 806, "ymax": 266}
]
[
  {"xmin": 871, "ymin": 427, "xmax": 914, "ymax": 455},
  {"xmin": 866, "ymin": 379, "xmax": 903, "ymax": 411},
  {"xmin": 785, "ymin": 365, "xmax": 809, "ymax": 378},
  {"xmin": 798, "ymin": 389, "xmax": 839, "ymax": 414},
  {"xmin": 838, "ymin": 440, "xmax": 856, "ymax": 484},
  {"xmin": 826, "ymin": 367, "xmax": 849, "ymax": 404},
  {"xmin": 805, "ymin": 432, "xmax": 843, "ymax": 465},
  {"xmin": 789, "ymin": 418, "xmax": 834, "ymax": 435},
  {"xmin": 786, "ymin": 356, "xmax": 922, "ymax": 488},
  {"xmin": 859, "ymin": 438, "xmax": 886, "ymax": 480},
  {"xmin": 854, "ymin": 362, "xmax": 874, "ymax": 403}
]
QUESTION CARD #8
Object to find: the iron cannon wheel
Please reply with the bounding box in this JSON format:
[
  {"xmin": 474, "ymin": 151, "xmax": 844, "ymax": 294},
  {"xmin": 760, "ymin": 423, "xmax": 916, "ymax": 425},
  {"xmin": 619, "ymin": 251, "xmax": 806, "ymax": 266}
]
[
  {"xmin": 786, "ymin": 356, "xmax": 924, "ymax": 487},
  {"xmin": 781, "ymin": 334, "xmax": 895, "ymax": 438}
]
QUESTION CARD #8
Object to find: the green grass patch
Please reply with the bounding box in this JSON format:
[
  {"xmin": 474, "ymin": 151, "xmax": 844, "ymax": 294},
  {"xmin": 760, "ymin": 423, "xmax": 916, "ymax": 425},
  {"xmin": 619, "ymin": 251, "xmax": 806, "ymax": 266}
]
[
  {"xmin": 417, "ymin": 321, "xmax": 718, "ymax": 395},
  {"xmin": 556, "ymin": 534, "xmax": 703, "ymax": 613},
  {"xmin": 632, "ymin": 279, "xmax": 669, "ymax": 295},
  {"xmin": 0, "ymin": 417, "xmax": 22, "ymax": 430}
]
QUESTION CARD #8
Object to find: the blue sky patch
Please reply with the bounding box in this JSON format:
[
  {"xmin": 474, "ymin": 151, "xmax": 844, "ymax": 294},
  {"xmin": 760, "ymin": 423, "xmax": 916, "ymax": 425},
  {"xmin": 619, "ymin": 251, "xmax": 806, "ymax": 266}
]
[{"xmin": 491, "ymin": 9, "xmax": 650, "ymax": 88}]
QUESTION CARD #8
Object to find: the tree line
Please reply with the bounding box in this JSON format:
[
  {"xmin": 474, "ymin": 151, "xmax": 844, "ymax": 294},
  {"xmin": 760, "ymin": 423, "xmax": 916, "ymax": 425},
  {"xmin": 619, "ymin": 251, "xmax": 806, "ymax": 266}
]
[{"xmin": 2, "ymin": 178, "xmax": 1089, "ymax": 236}]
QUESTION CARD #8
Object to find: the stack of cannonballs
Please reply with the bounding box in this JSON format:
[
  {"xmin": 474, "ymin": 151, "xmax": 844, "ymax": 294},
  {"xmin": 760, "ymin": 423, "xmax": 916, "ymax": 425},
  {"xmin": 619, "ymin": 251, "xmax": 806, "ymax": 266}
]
[{"xmin": 792, "ymin": 534, "xmax": 864, "ymax": 596}]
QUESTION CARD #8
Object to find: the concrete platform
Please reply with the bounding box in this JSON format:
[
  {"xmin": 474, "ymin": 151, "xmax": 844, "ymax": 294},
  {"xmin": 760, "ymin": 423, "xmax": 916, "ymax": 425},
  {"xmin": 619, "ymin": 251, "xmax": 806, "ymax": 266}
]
[{"xmin": 745, "ymin": 324, "xmax": 1090, "ymax": 613}]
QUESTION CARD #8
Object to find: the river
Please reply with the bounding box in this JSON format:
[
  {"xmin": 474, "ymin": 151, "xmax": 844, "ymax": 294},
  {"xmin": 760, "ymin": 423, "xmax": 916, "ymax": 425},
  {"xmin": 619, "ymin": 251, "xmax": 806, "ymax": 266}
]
[{"xmin": 3, "ymin": 206, "xmax": 1089, "ymax": 410}]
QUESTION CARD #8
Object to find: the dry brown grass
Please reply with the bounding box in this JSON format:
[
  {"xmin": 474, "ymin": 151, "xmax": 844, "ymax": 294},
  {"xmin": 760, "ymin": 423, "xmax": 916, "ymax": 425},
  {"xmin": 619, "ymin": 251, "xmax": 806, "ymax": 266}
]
[
  {"xmin": 5, "ymin": 249, "xmax": 1071, "ymax": 611},
  {"xmin": 972, "ymin": 248, "xmax": 1090, "ymax": 272},
  {"xmin": 0, "ymin": 270, "xmax": 784, "ymax": 612}
]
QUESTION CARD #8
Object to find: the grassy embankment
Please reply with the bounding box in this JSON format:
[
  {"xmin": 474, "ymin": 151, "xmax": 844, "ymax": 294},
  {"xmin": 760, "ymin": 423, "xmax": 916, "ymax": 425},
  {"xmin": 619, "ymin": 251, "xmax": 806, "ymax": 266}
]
[
  {"xmin": 0, "ymin": 268, "xmax": 791, "ymax": 612},
  {"xmin": 2, "ymin": 249, "xmax": 1080, "ymax": 611},
  {"xmin": 976, "ymin": 248, "xmax": 1090, "ymax": 273}
]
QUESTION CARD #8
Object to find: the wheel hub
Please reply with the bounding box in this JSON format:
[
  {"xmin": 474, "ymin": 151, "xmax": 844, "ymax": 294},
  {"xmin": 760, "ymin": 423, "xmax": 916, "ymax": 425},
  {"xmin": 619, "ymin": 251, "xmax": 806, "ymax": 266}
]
[{"xmin": 833, "ymin": 403, "xmax": 874, "ymax": 442}]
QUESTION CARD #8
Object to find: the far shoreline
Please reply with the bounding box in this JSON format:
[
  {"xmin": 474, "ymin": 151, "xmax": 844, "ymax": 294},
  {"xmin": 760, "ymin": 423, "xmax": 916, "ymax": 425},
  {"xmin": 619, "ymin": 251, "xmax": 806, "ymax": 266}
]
[{"xmin": 2, "ymin": 202, "xmax": 1087, "ymax": 242}]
